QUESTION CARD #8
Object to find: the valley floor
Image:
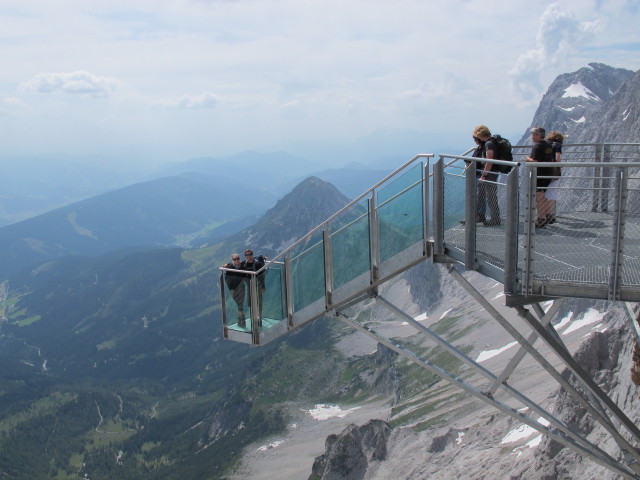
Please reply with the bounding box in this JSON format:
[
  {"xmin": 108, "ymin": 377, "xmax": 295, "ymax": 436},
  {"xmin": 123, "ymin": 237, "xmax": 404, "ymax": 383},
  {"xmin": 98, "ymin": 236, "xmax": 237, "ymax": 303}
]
[{"xmin": 227, "ymin": 398, "xmax": 392, "ymax": 480}]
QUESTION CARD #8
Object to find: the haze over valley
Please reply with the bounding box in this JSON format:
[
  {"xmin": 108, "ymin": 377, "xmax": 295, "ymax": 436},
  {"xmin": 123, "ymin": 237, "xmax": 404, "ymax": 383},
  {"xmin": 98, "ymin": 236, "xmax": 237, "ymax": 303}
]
[{"xmin": 1, "ymin": 1, "xmax": 640, "ymax": 478}]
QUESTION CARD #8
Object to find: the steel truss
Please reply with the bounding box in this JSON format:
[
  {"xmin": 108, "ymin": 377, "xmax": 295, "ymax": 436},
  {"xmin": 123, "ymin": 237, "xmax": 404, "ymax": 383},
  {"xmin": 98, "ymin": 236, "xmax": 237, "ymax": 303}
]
[{"xmin": 334, "ymin": 265, "xmax": 640, "ymax": 479}]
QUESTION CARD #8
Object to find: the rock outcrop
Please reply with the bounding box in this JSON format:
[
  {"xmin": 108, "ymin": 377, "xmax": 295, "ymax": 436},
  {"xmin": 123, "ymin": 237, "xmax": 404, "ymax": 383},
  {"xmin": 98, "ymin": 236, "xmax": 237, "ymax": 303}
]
[
  {"xmin": 517, "ymin": 63, "xmax": 634, "ymax": 144},
  {"xmin": 310, "ymin": 301, "xmax": 640, "ymax": 479},
  {"xmin": 309, "ymin": 419, "xmax": 393, "ymax": 480}
]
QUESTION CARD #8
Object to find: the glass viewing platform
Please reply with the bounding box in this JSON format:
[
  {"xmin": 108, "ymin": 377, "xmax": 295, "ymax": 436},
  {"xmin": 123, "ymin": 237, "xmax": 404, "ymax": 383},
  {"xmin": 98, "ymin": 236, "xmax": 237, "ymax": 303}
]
[
  {"xmin": 218, "ymin": 142, "xmax": 640, "ymax": 480},
  {"xmin": 219, "ymin": 142, "xmax": 640, "ymax": 346}
]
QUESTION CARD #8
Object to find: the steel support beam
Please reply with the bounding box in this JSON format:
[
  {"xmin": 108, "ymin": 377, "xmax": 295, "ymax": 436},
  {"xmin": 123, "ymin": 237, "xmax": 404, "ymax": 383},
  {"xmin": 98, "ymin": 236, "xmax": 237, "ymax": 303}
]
[
  {"xmin": 371, "ymin": 295, "xmax": 623, "ymax": 465},
  {"xmin": 446, "ymin": 264, "xmax": 640, "ymax": 463},
  {"xmin": 336, "ymin": 312, "xmax": 639, "ymax": 480},
  {"xmin": 487, "ymin": 299, "xmax": 563, "ymax": 395}
]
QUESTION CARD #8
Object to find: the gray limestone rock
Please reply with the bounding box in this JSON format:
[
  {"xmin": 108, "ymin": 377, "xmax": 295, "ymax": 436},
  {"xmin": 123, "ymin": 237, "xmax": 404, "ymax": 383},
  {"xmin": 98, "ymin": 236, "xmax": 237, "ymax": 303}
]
[
  {"xmin": 517, "ymin": 63, "xmax": 634, "ymax": 145},
  {"xmin": 309, "ymin": 419, "xmax": 393, "ymax": 480}
]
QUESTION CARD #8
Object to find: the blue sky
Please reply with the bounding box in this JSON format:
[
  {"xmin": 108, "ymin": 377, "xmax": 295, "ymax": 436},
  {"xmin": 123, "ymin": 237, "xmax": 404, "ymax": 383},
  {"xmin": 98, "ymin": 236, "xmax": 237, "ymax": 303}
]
[{"xmin": 0, "ymin": 0, "xmax": 638, "ymax": 168}]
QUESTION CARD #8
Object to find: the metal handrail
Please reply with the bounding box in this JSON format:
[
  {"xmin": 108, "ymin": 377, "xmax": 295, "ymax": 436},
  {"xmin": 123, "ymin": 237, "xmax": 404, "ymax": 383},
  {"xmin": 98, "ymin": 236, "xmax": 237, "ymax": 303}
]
[{"xmin": 259, "ymin": 153, "xmax": 434, "ymax": 271}]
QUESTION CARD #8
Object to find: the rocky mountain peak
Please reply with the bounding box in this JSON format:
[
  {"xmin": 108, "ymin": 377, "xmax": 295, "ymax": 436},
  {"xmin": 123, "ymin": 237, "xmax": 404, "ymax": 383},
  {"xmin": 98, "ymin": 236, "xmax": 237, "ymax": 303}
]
[
  {"xmin": 574, "ymin": 67, "xmax": 640, "ymax": 143},
  {"xmin": 517, "ymin": 63, "xmax": 634, "ymax": 144},
  {"xmin": 239, "ymin": 176, "xmax": 350, "ymax": 254}
]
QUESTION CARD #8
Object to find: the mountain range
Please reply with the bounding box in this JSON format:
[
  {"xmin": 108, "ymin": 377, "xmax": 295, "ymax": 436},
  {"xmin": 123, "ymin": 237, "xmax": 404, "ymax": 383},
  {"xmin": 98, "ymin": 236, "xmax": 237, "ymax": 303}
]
[
  {"xmin": 0, "ymin": 176, "xmax": 364, "ymax": 479},
  {"xmin": 1, "ymin": 62, "xmax": 639, "ymax": 480},
  {"xmin": 0, "ymin": 150, "xmax": 396, "ymax": 230},
  {"xmin": 0, "ymin": 173, "xmax": 273, "ymax": 278}
]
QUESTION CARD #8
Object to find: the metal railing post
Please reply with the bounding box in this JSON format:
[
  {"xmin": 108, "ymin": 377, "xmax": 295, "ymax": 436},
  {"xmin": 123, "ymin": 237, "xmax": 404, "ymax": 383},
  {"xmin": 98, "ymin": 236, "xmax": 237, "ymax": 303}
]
[
  {"xmin": 423, "ymin": 161, "xmax": 431, "ymax": 246},
  {"xmin": 219, "ymin": 273, "xmax": 229, "ymax": 338},
  {"xmin": 323, "ymin": 229, "xmax": 333, "ymax": 308},
  {"xmin": 464, "ymin": 161, "xmax": 476, "ymax": 270},
  {"xmin": 602, "ymin": 144, "xmax": 612, "ymax": 213},
  {"xmin": 368, "ymin": 193, "xmax": 379, "ymax": 284},
  {"xmin": 284, "ymin": 255, "xmax": 294, "ymax": 328},
  {"xmin": 504, "ymin": 165, "xmax": 520, "ymax": 294},
  {"xmin": 609, "ymin": 167, "xmax": 628, "ymax": 301},
  {"xmin": 433, "ymin": 158, "xmax": 444, "ymax": 256},
  {"xmin": 522, "ymin": 166, "xmax": 537, "ymax": 295},
  {"xmin": 593, "ymin": 144, "xmax": 603, "ymax": 212},
  {"xmin": 249, "ymin": 274, "xmax": 260, "ymax": 345}
]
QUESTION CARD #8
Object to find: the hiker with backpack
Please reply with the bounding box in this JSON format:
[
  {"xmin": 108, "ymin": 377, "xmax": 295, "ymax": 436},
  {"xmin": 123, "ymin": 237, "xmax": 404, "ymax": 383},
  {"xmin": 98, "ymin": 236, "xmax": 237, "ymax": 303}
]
[
  {"xmin": 526, "ymin": 126, "xmax": 555, "ymax": 228},
  {"xmin": 241, "ymin": 249, "xmax": 266, "ymax": 325},
  {"xmin": 544, "ymin": 130, "xmax": 565, "ymax": 225},
  {"xmin": 471, "ymin": 125, "xmax": 512, "ymax": 227}
]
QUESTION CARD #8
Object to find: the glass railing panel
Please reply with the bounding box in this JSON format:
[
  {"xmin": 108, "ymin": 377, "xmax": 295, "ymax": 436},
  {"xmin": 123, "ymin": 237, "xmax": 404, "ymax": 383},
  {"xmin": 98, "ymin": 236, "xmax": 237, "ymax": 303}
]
[
  {"xmin": 221, "ymin": 271, "xmax": 253, "ymax": 333},
  {"xmin": 376, "ymin": 162, "xmax": 423, "ymax": 206},
  {"xmin": 330, "ymin": 197, "xmax": 368, "ymax": 232},
  {"xmin": 260, "ymin": 264, "xmax": 287, "ymax": 329},
  {"xmin": 475, "ymin": 174, "xmax": 508, "ymax": 271},
  {"xmin": 291, "ymin": 239, "xmax": 326, "ymax": 312},
  {"xmin": 378, "ymin": 182, "xmax": 424, "ymax": 263},
  {"xmin": 331, "ymin": 206, "xmax": 370, "ymax": 289},
  {"xmin": 442, "ymin": 161, "xmax": 466, "ymax": 250}
]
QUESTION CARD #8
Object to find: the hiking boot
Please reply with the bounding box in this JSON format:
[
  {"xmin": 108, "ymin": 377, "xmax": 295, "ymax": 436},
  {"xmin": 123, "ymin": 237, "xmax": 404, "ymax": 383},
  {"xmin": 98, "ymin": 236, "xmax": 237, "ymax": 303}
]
[
  {"xmin": 545, "ymin": 214, "xmax": 556, "ymax": 224},
  {"xmin": 535, "ymin": 217, "xmax": 548, "ymax": 228},
  {"xmin": 460, "ymin": 217, "xmax": 485, "ymax": 225}
]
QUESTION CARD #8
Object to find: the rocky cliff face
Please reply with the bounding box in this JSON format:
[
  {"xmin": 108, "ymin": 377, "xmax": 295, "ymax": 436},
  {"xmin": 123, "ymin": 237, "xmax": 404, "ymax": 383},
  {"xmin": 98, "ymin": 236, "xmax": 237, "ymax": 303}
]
[
  {"xmin": 310, "ymin": 419, "xmax": 393, "ymax": 480},
  {"xmin": 573, "ymin": 67, "xmax": 640, "ymax": 144},
  {"xmin": 517, "ymin": 305, "xmax": 640, "ymax": 480},
  {"xmin": 310, "ymin": 62, "xmax": 640, "ymax": 480},
  {"xmin": 517, "ymin": 63, "xmax": 634, "ymax": 145},
  {"xmin": 309, "ymin": 302, "xmax": 639, "ymax": 480}
]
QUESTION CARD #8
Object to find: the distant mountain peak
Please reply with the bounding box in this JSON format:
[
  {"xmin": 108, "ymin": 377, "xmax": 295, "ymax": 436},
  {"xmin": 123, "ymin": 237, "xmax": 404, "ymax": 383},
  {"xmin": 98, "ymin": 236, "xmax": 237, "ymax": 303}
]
[
  {"xmin": 236, "ymin": 176, "xmax": 350, "ymax": 254},
  {"xmin": 517, "ymin": 63, "xmax": 634, "ymax": 144}
]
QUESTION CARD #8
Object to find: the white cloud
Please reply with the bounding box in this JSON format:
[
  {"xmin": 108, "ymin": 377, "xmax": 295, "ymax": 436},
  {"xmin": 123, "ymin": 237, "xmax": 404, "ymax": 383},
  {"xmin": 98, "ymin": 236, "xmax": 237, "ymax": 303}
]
[
  {"xmin": 509, "ymin": 3, "xmax": 601, "ymax": 103},
  {"xmin": 159, "ymin": 92, "xmax": 218, "ymax": 109},
  {"xmin": 0, "ymin": 96, "xmax": 25, "ymax": 108},
  {"xmin": 19, "ymin": 70, "xmax": 119, "ymax": 98},
  {"xmin": 0, "ymin": 96, "xmax": 26, "ymax": 116},
  {"xmin": 0, "ymin": 0, "xmax": 637, "ymax": 163}
]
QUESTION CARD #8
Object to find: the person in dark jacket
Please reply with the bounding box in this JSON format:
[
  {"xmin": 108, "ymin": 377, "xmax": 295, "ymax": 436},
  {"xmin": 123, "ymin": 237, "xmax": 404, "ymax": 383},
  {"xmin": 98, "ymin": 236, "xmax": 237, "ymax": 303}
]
[
  {"xmin": 223, "ymin": 253, "xmax": 246, "ymax": 327},
  {"xmin": 241, "ymin": 249, "xmax": 265, "ymax": 325},
  {"xmin": 545, "ymin": 130, "xmax": 565, "ymax": 224},
  {"xmin": 526, "ymin": 127, "xmax": 555, "ymax": 227},
  {"xmin": 473, "ymin": 125, "xmax": 501, "ymax": 226}
]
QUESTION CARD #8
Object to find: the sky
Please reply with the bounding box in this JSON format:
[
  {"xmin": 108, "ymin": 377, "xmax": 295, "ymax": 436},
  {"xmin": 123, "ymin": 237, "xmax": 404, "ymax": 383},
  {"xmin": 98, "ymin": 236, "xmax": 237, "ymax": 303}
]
[{"xmin": 0, "ymin": 0, "xmax": 639, "ymax": 169}]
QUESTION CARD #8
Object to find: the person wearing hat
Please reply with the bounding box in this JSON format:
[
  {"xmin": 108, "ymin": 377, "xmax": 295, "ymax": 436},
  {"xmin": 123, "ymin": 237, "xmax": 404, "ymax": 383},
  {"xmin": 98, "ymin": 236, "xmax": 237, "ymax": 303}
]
[
  {"xmin": 241, "ymin": 249, "xmax": 266, "ymax": 325},
  {"xmin": 526, "ymin": 127, "xmax": 555, "ymax": 228},
  {"xmin": 472, "ymin": 125, "xmax": 501, "ymax": 226},
  {"xmin": 544, "ymin": 130, "xmax": 565, "ymax": 225}
]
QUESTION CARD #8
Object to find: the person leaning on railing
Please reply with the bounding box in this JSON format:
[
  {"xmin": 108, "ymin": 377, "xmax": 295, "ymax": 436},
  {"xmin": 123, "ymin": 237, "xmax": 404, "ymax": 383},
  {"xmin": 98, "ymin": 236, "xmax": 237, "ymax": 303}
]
[
  {"xmin": 545, "ymin": 130, "xmax": 565, "ymax": 225},
  {"xmin": 526, "ymin": 126, "xmax": 555, "ymax": 228},
  {"xmin": 472, "ymin": 125, "xmax": 501, "ymax": 227},
  {"xmin": 223, "ymin": 254, "xmax": 247, "ymax": 327}
]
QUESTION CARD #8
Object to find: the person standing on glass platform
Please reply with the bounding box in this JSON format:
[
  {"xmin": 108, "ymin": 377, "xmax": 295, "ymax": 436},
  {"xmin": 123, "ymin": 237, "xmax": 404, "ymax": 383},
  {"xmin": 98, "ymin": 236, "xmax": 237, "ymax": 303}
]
[{"xmin": 223, "ymin": 253, "xmax": 246, "ymax": 327}]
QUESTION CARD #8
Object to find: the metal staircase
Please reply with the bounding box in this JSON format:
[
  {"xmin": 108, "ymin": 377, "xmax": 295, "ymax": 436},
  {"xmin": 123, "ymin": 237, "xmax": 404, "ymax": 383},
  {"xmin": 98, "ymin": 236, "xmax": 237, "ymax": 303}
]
[{"xmin": 219, "ymin": 143, "xmax": 640, "ymax": 478}]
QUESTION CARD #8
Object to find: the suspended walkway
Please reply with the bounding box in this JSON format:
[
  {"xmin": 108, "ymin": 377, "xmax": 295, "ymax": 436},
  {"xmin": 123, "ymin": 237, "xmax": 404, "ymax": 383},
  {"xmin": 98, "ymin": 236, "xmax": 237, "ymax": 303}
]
[{"xmin": 219, "ymin": 142, "xmax": 640, "ymax": 478}]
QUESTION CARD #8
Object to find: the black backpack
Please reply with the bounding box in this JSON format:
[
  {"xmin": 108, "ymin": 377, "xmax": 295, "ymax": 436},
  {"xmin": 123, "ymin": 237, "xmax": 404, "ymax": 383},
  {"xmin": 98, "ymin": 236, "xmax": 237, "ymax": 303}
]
[{"xmin": 488, "ymin": 134, "xmax": 513, "ymax": 173}]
